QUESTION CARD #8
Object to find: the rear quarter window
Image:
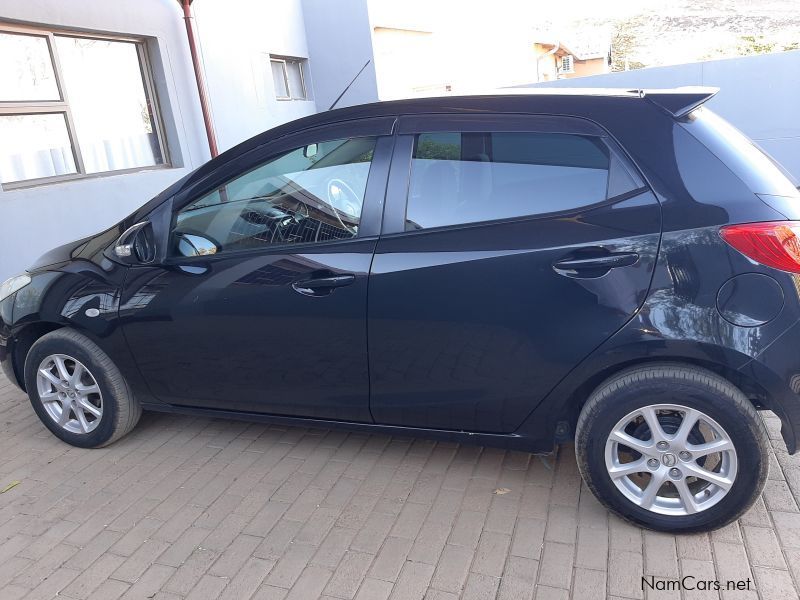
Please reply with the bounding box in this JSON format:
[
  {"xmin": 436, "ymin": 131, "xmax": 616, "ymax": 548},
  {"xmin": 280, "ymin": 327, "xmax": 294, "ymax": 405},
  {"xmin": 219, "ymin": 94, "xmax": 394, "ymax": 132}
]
[{"xmin": 681, "ymin": 107, "xmax": 799, "ymax": 198}]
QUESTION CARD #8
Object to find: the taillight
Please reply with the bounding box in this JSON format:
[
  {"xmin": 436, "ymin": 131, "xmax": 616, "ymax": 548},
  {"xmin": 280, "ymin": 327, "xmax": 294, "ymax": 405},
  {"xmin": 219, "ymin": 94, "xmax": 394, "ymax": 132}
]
[{"xmin": 720, "ymin": 221, "xmax": 800, "ymax": 274}]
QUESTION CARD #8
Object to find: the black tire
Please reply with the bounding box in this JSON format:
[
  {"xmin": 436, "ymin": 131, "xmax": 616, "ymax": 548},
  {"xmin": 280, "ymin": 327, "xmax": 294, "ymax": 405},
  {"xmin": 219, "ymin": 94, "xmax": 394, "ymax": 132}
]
[
  {"xmin": 24, "ymin": 329, "xmax": 141, "ymax": 448},
  {"xmin": 575, "ymin": 363, "xmax": 769, "ymax": 533}
]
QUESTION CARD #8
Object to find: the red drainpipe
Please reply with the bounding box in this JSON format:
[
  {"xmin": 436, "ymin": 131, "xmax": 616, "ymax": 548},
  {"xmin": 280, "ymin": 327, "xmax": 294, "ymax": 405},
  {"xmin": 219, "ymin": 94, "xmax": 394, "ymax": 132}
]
[{"xmin": 178, "ymin": 0, "xmax": 219, "ymax": 158}]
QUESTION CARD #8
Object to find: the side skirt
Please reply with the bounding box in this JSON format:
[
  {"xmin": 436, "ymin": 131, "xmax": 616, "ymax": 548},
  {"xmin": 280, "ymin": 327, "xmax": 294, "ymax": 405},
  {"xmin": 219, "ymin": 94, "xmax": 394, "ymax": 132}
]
[{"xmin": 140, "ymin": 403, "xmax": 555, "ymax": 454}]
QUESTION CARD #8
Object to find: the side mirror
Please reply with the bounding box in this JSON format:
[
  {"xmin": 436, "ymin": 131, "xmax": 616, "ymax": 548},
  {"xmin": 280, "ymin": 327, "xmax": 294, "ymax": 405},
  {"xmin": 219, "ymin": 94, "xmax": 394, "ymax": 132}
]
[
  {"xmin": 114, "ymin": 221, "xmax": 156, "ymax": 264},
  {"xmin": 175, "ymin": 233, "xmax": 219, "ymax": 258}
]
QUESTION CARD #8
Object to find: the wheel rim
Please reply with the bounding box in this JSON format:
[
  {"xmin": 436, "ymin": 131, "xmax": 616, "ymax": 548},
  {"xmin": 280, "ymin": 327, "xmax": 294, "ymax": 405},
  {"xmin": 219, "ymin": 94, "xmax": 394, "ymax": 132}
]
[
  {"xmin": 604, "ymin": 404, "xmax": 737, "ymax": 516},
  {"xmin": 36, "ymin": 354, "xmax": 103, "ymax": 434}
]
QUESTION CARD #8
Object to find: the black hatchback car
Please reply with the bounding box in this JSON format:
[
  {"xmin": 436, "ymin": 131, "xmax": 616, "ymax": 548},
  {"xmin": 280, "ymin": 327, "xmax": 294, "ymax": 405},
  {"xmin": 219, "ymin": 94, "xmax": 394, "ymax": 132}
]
[{"xmin": 2, "ymin": 88, "xmax": 800, "ymax": 532}]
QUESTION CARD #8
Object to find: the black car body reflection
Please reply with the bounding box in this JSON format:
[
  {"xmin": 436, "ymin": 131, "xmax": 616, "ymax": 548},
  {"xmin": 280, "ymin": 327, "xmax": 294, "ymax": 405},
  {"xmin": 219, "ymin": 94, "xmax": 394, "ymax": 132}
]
[{"xmin": 3, "ymin": 89, "xmax": 800, "ymax": 455}]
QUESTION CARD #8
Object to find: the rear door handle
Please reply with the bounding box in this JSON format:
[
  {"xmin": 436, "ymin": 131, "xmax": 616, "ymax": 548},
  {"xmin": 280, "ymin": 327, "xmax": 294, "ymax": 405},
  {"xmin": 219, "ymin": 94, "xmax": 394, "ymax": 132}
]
[
  {"xmin": 552, "ymin": 252, "xmax": 639, "ymax": 277},
  {"xmin": 292, "ymin": 274, "xmax": 355, "ymax": 296}
]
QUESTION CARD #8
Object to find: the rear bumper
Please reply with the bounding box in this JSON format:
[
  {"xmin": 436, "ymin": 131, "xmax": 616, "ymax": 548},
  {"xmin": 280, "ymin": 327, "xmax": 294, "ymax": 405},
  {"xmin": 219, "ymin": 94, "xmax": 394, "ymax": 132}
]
[{"xmin": 739, "ymin": 318, "xmax": 800, "ymax": 454}]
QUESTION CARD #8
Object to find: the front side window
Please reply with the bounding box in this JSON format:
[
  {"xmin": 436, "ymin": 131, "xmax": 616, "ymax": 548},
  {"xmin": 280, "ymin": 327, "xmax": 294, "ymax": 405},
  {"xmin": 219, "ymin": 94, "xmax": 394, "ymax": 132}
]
[
  {"xmin": 173, "ymin": 137, "xmax": 376, "ymax": 256},
  {"xmin": 405, "ymin": 131, "xmax": 638, "ymax": 230},
  {"xmin": 0, "ymin": 26, "xmax": 166, "ymax": 187}
]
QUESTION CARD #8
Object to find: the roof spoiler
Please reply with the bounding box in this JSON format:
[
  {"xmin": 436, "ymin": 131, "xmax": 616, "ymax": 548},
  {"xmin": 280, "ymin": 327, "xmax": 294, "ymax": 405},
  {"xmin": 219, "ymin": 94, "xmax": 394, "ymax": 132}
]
[{"xmin": 638, "ymin": 87, "xmax": 719, "ymax": 119}]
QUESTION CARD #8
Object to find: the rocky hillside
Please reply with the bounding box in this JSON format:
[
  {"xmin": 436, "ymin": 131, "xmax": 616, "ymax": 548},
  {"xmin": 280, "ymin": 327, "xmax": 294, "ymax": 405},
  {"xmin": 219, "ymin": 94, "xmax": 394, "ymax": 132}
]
[{"xmin": 565, "ymin": 0, "xmax": 800, "ymax": 70}]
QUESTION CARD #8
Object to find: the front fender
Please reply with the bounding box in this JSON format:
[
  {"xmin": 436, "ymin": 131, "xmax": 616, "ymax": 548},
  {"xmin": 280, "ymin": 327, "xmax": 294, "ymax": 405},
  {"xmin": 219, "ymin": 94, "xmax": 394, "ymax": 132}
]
[{"xmin": 0, "ymin": 265, "xmax": 158, "ymax": 405}]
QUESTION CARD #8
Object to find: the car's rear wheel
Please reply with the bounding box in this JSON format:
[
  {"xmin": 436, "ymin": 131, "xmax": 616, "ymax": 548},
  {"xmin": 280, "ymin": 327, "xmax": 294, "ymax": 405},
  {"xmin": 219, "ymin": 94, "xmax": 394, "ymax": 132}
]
[
  {"xmin": 24, "ymin": 329, "xmax": 141, "ymax": 448},
  {"xmin": 575, "ymin": 363, "xmax": 769, "ymax": 532}
]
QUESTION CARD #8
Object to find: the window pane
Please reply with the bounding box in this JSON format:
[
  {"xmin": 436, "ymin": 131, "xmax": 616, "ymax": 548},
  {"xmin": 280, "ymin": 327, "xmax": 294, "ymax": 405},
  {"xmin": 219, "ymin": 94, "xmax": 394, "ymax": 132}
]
[
  {"xmin": 54, "ymin": 36, "xmax": 163, "ymax": 174},
  {"xmin": 271, "ymin": 60, "xmax": 289, "ymax": 98},
  {"xmin": 286, "ymin": 60, "xmax": 305, "ymax": 99},
  {"xmin": 174, "ymin": 137, "xmax": 376, "ymax": 255},
  {"xmin": 0, "ymin": 32, "xmax": 60, "ymax": 101},
  {"xmin": 0, "ymin": 113, "xmax": 76, "ymax": 184},
  {"xmin": 406, "ymin": 131, "xmax": 613, "ymax": 230}
]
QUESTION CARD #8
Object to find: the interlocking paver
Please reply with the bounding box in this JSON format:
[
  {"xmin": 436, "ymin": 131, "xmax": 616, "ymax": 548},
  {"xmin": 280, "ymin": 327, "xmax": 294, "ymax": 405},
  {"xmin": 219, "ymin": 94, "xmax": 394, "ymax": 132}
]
[
  {"xmin": 460, "ymin": 572, "xmax": 500, "ymax": 600},
  {"xmin": 367, "ymin": 536, "xmax": 413, "ymax": 582},
  {"xmin": 387, "ymin": 560, "xmax": 434, "ymax": 600},
  {"xmin": 742, "ymin": 525, "xmax": 787, "ymax": 569},
  {"xmin": 608, "ymin": 548, "xmax": 644, "ymax": 599},
  {"xmin": 574, "ymin": 525, "xmax": 607, "ymax": 571},
  {"xmin": 752, "ymin": 566, "xmax": 796, "ymax": 600},
  {"xmin": 59, "ymin": 553, "xmax": 126, "ymax": 599},
  {"xmin": 643, "ymin": 531, "xmax": 679, "ymax": 579},
  {"xmin": 321, "ymin": 550, "xmax": 374, "ymax": 598},
  {"xmin": 680, "ymin": 558, "xmax": 719, "ymax": 600},
  {"xmin": 3, "ymin": 369, "xmax": 800, "ymax": 599},
  {"xmin": 538, "ymin": 541, "xmax": 575, "ymax": 590},
  {"xmin": 430, "ymin": 543, "xmax": 474, "ymax": 593}
]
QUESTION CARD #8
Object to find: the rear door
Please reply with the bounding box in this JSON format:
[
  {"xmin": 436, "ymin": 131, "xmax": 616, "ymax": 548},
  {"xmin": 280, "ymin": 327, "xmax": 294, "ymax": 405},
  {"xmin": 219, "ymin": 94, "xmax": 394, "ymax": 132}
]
[{"xmin": 368, "ymin": 113, "xmax": 661, "ymax": 432}]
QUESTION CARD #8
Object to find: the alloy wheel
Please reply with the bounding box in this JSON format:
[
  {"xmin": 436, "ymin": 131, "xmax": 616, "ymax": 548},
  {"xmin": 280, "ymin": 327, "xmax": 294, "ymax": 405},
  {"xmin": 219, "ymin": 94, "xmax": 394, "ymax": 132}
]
[
  {"xmin": 36, "ymin": 354, "xmax": 103, "ymax": 434},
  {"xmin": 604, "ymin": 403, "xmax": 737, "ymax": 515}
]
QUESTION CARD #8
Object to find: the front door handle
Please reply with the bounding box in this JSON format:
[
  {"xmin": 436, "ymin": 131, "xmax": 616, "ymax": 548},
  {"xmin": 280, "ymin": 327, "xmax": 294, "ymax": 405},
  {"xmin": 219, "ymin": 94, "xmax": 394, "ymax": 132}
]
[
  {"xmin": 292, "ymin": 274, "xmax": 355, "ymax": 296},
  {"xmin": 552, "ymin": 252, "xmax": 639, "ymax": 277}
]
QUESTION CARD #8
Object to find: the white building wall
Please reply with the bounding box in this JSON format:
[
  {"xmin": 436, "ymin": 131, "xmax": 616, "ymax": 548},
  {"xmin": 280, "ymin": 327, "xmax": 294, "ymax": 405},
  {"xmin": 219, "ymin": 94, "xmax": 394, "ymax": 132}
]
[
  {"xmin": 192, "ymin": 0, "xmax": 318, "ymax": 152},
  {"xmin": 0, "ymin": 0, "xmax": 319, "ymax": 282},
  {"xmin": 301, "ymin": 0, "xmax": 380, "ymax": 109},
  {"xmin": 520, "ymin": 51, "xmax": 800, "ymax": 180}
]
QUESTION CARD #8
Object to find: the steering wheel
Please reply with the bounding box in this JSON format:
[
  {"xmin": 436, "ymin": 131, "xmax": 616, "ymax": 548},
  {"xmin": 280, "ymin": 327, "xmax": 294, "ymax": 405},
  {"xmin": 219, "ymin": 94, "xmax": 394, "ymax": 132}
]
[{"xmin": 327, "ymin": 178, "xmax": 361, "ymax": 219}]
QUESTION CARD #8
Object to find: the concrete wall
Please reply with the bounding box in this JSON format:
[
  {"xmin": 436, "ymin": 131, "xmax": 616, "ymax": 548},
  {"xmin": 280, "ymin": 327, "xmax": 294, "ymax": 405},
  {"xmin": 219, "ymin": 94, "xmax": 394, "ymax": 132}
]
[
  {"xmin": 192, "ymin": 0, "xmax": 317, "ymax": 152},
  {"xmin": 0, "ymin": 0, "xmax": 319, "ymax": 282},
  {"xmin": 520, "ymin": 50, "xmax": 800, "ymax": 180},
  {"xmin": 301, "ymin": 0, "xmax": 379, "ymax": 109}
]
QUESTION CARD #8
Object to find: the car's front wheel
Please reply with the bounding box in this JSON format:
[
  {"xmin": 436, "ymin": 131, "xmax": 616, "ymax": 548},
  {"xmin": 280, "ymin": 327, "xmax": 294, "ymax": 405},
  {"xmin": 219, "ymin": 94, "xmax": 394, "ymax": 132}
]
[
  {"xmin": 575, "ymin": 363, "xmax": 769, "ymax": 532},
  {"xmin": 24, "ymin": 329, "xmax": 141, "ymax": 448}
]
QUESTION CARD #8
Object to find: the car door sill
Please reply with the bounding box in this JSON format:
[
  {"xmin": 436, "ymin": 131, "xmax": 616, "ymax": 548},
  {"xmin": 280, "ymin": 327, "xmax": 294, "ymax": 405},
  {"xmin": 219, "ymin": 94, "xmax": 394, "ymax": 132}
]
[{"xmin": 139, "ymin": 403, "xmax": 554, "ymax": 454}]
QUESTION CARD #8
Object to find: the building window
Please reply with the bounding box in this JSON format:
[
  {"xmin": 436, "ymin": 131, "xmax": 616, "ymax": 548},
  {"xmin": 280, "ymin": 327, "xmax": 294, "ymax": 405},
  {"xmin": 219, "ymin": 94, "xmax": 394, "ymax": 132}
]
[
  {"xmin": 0, "ymin": 24, "xmax": 167, "ymax": 188},
  {"xmin": 560, "ymin": 55, "xmax": 575, "ymax": 74},
  {"xmin": 270, "ymin": 56, "xmax": 307, "ymax": 100}
]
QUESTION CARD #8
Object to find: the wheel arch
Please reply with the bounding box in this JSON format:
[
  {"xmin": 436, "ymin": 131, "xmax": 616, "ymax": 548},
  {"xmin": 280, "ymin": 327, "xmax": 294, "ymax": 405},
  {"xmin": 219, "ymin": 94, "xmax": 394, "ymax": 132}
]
[
  {"xmin": 522, "ymin": 340, "xmax": 774, "ymax": 446},
  {"xmin": 8, "ymin": 321, "xmax": 65, "ymax": 391},
  {"xmin": 562, "ymin": 355, "xmax": 770, "ymax": 426}
]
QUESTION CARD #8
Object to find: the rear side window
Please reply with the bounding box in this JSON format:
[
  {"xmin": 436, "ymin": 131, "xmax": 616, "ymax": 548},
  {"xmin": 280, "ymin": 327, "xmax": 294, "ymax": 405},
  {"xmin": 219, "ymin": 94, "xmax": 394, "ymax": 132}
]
[{"xmin": 405, "ymin": 131, "xmax": 639, "ymax": 230}]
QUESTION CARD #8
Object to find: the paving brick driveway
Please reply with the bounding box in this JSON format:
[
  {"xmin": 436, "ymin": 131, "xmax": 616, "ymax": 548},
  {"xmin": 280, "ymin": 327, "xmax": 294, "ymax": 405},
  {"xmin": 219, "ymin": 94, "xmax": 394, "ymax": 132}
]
[{"xmin": 2, "ymin": 371, "xmax": 800, "ymax": 600}]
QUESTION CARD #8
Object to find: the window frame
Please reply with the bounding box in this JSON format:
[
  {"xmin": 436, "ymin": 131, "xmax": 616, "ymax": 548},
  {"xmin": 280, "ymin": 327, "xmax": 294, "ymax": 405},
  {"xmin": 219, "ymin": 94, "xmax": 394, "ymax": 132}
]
[
  {"xmin": 163, "ymin": 118, "xmax": 396, "ymax": 263},
  {"xmin": 269, "ymin": 55, "xmax": 308, "ymax": 101},
  {"xmin": 382, "ymin": 113, "xmax": 648, "ymax": 235},
  {"xmin": 0, "ymin": 21, "xmax": 170, "ymax": 190}
]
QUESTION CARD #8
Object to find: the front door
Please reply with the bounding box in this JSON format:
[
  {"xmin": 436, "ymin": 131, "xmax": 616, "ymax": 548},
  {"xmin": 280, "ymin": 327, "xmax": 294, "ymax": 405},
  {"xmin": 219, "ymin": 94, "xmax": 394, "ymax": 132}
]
[
  {"xmin": 120, "ymin": 120, "xmax": 394, "ymax": 421},
  {"xmin": 368, "ymin": 114, "xmax": 662, "ymax": 432}
]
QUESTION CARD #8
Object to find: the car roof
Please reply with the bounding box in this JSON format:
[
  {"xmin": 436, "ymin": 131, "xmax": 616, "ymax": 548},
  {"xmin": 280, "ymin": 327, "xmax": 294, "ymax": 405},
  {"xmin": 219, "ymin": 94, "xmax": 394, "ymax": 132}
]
[
  {"xmin": 141, "ymin": 86, "xmax": 715, "ymax": 221},
  {"xmin": 244, "ymin": 87, "xmax": 718, "ymax": 152}
]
